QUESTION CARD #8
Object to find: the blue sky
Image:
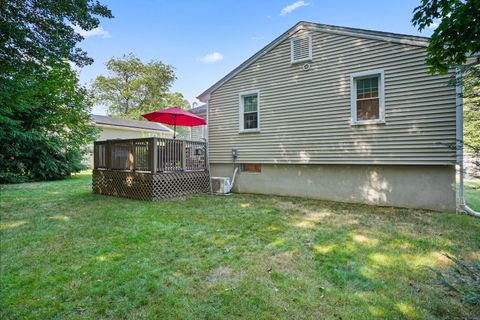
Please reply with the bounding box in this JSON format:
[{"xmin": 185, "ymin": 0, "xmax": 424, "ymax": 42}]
[{"xmin": 77, "ymin": 0, "xmax": 435, "ymax": 115}]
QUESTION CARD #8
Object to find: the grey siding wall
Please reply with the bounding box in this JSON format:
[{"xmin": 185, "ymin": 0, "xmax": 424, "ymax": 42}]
[
  {"xmin": 190, "ymin": 125, "xmax": 206, "ymax": 141},
  {"xmin": 207, "ymin": 30, "xmax": 456, "ymax": 165}
]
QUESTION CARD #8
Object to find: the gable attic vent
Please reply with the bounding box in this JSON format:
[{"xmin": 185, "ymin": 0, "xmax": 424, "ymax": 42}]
[{"xmin": 290, "ymin": 34, "xmax": 312, "ymax": 63}]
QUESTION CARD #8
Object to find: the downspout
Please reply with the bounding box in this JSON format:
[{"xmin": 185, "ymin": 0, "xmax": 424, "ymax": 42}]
[
  {"xmin": 227, "ymin": 167, "xmax": 238, "ymax": 194},
  {"xmin": 204, "ymin": 101, "xmax": 213, "ymax": 196},
  {"xmin": 456, "ymin": 67, "xmax": 480, "ymax": 217}
]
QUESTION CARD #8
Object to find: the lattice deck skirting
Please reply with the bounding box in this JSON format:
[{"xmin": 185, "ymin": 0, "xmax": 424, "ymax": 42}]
[{"xmin": 92, "ymin": 169, "xmax": 210, "ymax": 200}]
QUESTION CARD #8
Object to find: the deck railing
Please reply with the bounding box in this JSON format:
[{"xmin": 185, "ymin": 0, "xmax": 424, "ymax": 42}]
[{"xmin": 93, "ymin": 137, "xmax": 207, "ymax": 173}]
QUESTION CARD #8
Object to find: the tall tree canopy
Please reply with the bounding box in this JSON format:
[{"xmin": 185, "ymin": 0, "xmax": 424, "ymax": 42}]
[
  {"xmin": 412, "ymin": 0, "xmax": 480, "ymax": 74},
  {"xmin": 0, "ymin": 0, "xmax": 112, "ymax": 183},
  {"xmin": 1, "ymin": 0, "xmax": 113, "ymax": 70},
  {"xmin": 412, "ymin": 0, "xmax": 480, "ymax": 172},
  {"xmin": 91, "ymin": 53, "xmax": 191, "ymax": 120},
  {"xmin": 0, "ymin": 63, "xmax": 98, "ymax": 182},
  {"xmin": 464, "ymin": 65, "xmax": 480, "ymax": 155}
]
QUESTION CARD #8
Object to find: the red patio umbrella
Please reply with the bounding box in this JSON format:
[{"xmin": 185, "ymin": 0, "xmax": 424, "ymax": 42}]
[{"xmin": 142, "ymin": 107, "xmax": 206, "ymax": 139}]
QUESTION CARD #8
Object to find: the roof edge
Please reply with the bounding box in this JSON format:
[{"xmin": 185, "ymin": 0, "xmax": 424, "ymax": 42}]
[
  {"xmin": 302, "ymin": 21, "xmax": 429, "ymax": 43},
  {"xmin": 91, "ymin": 114, "xmax": 174, "ymax": 132},
  {"xmin": 197, "ymin": 21, "xmax": 429, "ymax": 102},
  {"xmin": 96, "ymin": 122, "xmax": 174, "ymax": 133}
]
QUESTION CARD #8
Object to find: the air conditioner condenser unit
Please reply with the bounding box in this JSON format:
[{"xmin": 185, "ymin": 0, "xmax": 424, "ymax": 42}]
[{"xmin": 211, "ymin": 176, "xmax": 231, "ymax": 194}]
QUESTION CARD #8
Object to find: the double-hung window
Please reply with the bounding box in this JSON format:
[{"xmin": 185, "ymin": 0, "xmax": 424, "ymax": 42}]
[
  {"xmin": 350, "ymin": 70, "xmax": 385, "ymax": 125},
  {"xmin": 239, "ymin": 90, "xmax": 260, "ymax": 132}
]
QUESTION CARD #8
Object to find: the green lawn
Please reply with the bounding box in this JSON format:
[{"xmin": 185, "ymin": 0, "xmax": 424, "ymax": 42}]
[
  {"xmin": 465, "ymin": 179, "xmax": 480, "ymax": 211},
  {"xmin": 1, "ymin": 173, "xmax": 479, "ymax": 319}
]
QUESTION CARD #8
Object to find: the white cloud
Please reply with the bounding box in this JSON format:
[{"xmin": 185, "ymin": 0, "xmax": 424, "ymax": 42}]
[
  {"xmin": 198, "ymin": 52, "xmax": 223, "ymax": 63},
  {"xmin": 73, "ymin": 25, "xmax": 111, "ymax": 39},
  {"xmin": 280, "ymin": 1, "xmax": 310, "ymax": 16}
]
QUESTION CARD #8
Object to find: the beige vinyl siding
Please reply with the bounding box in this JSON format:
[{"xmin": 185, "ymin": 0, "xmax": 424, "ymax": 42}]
[
  {"xmin": 207, "ymin": 30, "xmax": 456, "ymax": 165},
  {"xmin": 190, "ymin": 125, "xmax": 206, "ymax": 141}
]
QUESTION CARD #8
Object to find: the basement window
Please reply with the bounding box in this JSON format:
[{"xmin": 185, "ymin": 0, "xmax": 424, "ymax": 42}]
[
  {"xmin": 241, "ymin": 163, "xmax": 262, "ymax": 173},
  {"xmin": 350, "ymin": 70, "xmax": 385, "ymax": 125},
  {"xmin": 290, "ymin": 35, "xmax": 312, "ymax": 63}
]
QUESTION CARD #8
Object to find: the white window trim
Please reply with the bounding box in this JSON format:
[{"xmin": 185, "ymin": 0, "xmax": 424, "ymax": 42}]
[
  {"xmin": 290, "ymin": 34, "xmax": 313, "ymax": 64},
  {"xmin": 239, "ymin": 90, "xmax": 260, "ymax": 133},
  {"xmin": 350, "ymin": 69, "xmax": 385, "ymax": 125}
]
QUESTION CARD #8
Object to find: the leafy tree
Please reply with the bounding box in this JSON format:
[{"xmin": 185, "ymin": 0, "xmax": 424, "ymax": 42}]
[
  {"xmin": 464, "ymin": 65, "xmax": 480, "ymax": 155},
  {"xmin": 412, "ymin": 0, "xmax": 480, "ymax": 74},
  {"xmin": 0, "ymin": 63, "xmax": 99, "ymax": 183},
  {"xmin": 91, "ymin": 53, "xmax": 183, "ymax": 118},
  {"xmin": 91, "ymin": 53, "xmax": 193, "ymax": 138},
  {"xmin": 1, "ymin": 0, "xmax": 113, "ymax": 70},
  {"xmin": 161, "ymin": 92, "xmax": 193, "ymax": 139},
  {"xmin": 0, "ymin": 0, "xmax": 112, "ymax": 183},
  {"xmin": 412, "ymin": 0, "xmax": 479, "ymax": 177}
]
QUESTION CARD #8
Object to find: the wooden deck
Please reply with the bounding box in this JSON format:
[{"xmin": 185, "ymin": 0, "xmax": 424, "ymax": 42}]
[{"xmin": 92, "ymin": 137, "xmax": 210, "ymax": 200}]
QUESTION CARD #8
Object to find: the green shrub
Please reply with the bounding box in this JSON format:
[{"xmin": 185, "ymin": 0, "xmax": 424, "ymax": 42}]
[{"xmin": 0, "ymin": 64, "xmax": 98, "ymax": 184}]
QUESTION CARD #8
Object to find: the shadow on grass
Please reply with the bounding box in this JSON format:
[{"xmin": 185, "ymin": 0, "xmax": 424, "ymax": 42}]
[{"xmin": 1, "ymin": 174, "xmax": 479, "ymax": 319}]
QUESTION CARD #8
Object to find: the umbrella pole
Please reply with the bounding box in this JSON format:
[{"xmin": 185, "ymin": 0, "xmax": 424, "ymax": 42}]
[{"xmin": 173, "ymin": 115, "xmax": 176, "ymax": 139}]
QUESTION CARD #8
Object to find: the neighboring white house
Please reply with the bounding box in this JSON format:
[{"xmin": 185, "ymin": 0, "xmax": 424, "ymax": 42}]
[
  {"xmin": 198, "ymin": 21, "xmax": 458, "ymax": 211},
  {"xmin": 84, "ymin": 114, "xmax": 174, "ymax": 166},
  {"xmin": 92, "ymin": 114, "xmax": 173, "ymax": 140},
  {"xmin": 188, "ymin": 104, "xmax": 207, "ymax": 141}
]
